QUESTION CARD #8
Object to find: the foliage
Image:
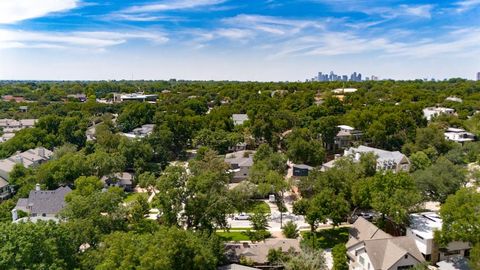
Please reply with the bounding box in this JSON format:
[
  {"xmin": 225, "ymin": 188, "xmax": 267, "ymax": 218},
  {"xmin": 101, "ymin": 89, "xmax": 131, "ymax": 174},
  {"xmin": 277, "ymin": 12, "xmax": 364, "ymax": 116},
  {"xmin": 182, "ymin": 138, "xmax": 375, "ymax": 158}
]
[
  {"xmin": 332, "ymin": 244, "xmax": 348, "ymax": 270},
  {"xmin": 0, "ymin": 221, "xmax": 78, "ymax": 269},
  {"xmin": 282, "ymin": 247, "xmax": 327, "ymax": 270},
  {"xmin": 282, "ymin": 220, "xmax": 299, "ymax": 239}
]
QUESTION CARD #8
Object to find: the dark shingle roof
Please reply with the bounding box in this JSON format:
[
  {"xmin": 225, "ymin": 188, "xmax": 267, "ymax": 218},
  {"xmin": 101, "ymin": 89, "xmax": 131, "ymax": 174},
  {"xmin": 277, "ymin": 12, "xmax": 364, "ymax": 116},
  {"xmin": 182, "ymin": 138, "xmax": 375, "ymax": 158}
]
[{"xmin": 27, "ymin": 186, "xmax": 71, "ymax": 216}]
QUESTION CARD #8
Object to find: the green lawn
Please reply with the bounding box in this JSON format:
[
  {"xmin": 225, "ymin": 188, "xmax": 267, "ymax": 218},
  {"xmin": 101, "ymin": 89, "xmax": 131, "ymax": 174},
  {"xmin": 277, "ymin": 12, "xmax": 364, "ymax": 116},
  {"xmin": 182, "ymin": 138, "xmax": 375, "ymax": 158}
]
[
  {"xmin": 245, "ymin": 201, "xmax": 271, "ymax": 213},
  {"xmin": 124, "ymin": 192, "xmax": 148, "ymax": 203},
  {"xmin": 301, "ymin": 227, "xmax": 349, "ymax": 249},
  {"xmin": 216, "ymin": 231, "xmax": 251, "ymax": 241}
]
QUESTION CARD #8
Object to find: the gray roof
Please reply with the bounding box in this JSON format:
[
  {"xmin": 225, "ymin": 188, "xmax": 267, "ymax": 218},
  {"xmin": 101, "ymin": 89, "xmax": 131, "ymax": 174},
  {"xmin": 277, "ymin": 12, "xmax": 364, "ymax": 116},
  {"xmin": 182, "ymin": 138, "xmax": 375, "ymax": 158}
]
[
  {"xmin": 101, "ymin": 172, "xmax": 134, "ymax": 186},
  {"xmin": 16, "ymin": 186, "xmax": 72, "ymax": 216},
  {"xmin": 363, "ymin": 237, "xmax": 425, "ymax": 269},
  {"xmin": 293, "ymin": 164, "xmax": 313, "ymax": 170},
  {"xmin": 347, "ymin": 217, "xmax": 391, "ymax": 248},
  {"xmin": 218, "ymin": 264, "xmax": 258, "ymax": 270},
  {"xmin": 347, "ymin": 217, "xmax": 425, "ymax": 270},
  {"xmin": 225, "ymin": 151, "xmax": 255, "ymax": 167},
  {"xmin": 0, "ymin": 177, "xmax": 8, "ymax": 189}
]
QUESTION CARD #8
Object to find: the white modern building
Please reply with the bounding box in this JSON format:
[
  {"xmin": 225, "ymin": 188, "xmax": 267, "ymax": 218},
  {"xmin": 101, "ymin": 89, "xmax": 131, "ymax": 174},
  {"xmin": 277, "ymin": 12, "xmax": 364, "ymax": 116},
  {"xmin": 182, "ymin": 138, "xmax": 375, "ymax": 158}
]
[
  {"xmin": 444, "ymin": 128, "xmax": 475, "ymax": 144},
  {"xmin": 332, "ymin": 88, "xmax": 358, "ymax": 94},
  {"xmin": 113, "ymin": 92, "xmax": 158, "ymax": 103},
  {"xmin": 406, "ymin": 212, "xmax": 471, "ymax": 264},
  {"xmin": 445, "ymin": 96, "xmax": 462, "ymax": 103},
  {"xmin": 423, "ymin": 107, "xmax": 455, "ymax": 121}
]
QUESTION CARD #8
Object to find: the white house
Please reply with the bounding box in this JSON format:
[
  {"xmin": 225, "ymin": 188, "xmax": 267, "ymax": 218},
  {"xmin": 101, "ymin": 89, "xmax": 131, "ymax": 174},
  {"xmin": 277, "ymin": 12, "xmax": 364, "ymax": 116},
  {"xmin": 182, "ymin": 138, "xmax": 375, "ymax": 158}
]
[
  {"xmin": 232, "ymin": 114, "xmax": 249, "ymax": 126},
  {"xmin": 347, "ymin": 217, "xmax": 425, "ymax": 270},
  {"xmin": 444, "ymin": 128, "xmax": 475, "ymax": 144},
  {"xmin": 423, "ymin": 107, "xmax": 455, "ymax": 121},
  {"xmin": 406, "ymin": 212, "xmax": 471, "ymax": 264},
  {"xmin": 323, "ymin": 145, "xmax": 410, "ymax": 173}
]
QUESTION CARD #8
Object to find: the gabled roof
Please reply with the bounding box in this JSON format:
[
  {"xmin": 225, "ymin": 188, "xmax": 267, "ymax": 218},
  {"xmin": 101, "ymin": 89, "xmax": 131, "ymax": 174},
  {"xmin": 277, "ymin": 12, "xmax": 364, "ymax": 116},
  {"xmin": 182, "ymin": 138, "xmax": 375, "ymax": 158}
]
[
  {"xmin": 346, "ymin": 217, "xmax": 391, "ymax": 248},
  {"xmin": 346, "ymin": 145, "xmax": 407, "ymax": 164},
  {"xmin": 225, "ymin": 151, "xmax": 255, "ymax": 167},
  {"xmin": 16, "ymin": 186, "xmax": 72, "ymax": 216},
  {"xmin": 364, "ymin": 237, "xmax": 425, "ymax": 269},
  {"xmin": 0, "ymin": 177, "xmax": 8, "ymax": 189}
]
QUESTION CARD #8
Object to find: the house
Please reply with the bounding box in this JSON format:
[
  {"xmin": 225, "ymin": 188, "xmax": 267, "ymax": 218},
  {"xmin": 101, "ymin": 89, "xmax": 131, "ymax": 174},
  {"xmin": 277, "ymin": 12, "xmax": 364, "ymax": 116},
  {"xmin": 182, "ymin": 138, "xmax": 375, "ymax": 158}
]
[
  {"xmin": 335, "ymin": 125, "xmax": 363, "ymax": 149},
  {"xmin": 0, "ymin": 147, "xmax": 53, "ymax": 181},
  {"xmin": 218, "ymin": 264, "xmax": 258, "ymax": 270},
  {"xmin": 67, "ymin": 93, "xmax": 87, "ymax": 102},
  {"xmin": 232, "ymin": 114, "xmax": 249, "ymax": 126},
  {"xmin": 101, "ymin": 172, "xmax": 134, "ymax": 192},
  {"xmin": 0, "ymin": 147, "xmax": 53, "ymax": 199},
  {"xmin": 0, "ymin": 177, "xmax": 11, "ymax": 200},
  {"xmin": 226, "ymin": 239, "xmax": 301, "ymax": 266},
  {"xmin": 12, "ymin": 184, "xmax": 71, "ymax": 222},
  {"xmin": 444, "ymin": 128, "xmax": 475, "ymax": 144},
  {"xmin": 291, "ymin": 163, "xmax": 313, "ymax": 177},
  {"xmin": 406, "ymin": 212, "xmax": 471, "ymax": 264},
  {"xmin": 445, "ymin": 96, "xmax": 462, "ymax": 103},
  {"xmin": 0, "ymin": 118, "xmax": 37, "ymax": 130},
  {"xmin": 423, "ymin": 107, "xmax": 455, "ymax": 121},
  {"xmin": 121, "ymin": 124, "xmax": 155, "ymax": 139},
  {"xmin": 323, "ymin": 145, "xmax": 410, "ymax": 173},
  {"xmin": 228, "ymin": 142, "xmax": 247, "ymax": 152},
  {"xmin": 2, "ymin": 95, "xmax": 25, "ymax": 103},
  {"xmin": 225, "ymin": 150, "xmax": 255, "ymax": 182},
  {"xmin": 347, "ymin": 217, "xmax": 425, "ymax": 270},
  {"xmin": 113, "ymin": 92, "xmax": 158, "ymax": 103},
  {"xmin": 332, "ymin": 88, "xmax": 358, "ymax": 94}
]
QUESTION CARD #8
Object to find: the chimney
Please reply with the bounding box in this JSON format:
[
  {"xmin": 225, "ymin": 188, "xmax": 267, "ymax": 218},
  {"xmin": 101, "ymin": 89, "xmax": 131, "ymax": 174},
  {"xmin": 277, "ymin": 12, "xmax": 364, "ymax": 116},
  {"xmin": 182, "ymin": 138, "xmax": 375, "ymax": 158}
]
[
  {"xmin": 11, "ymin": 208, "xmax": 18, "ymax": 221},
  {"xmin": 37, "ymin": 147, "xmax": 45, "ymax": 158},
  {"xmin": 14, "ymin": 156, "xmax": 23, "ymax": 165},
  {"xmin": 35, "ymin": 183, "xmax": 41, "ymax": 191}
]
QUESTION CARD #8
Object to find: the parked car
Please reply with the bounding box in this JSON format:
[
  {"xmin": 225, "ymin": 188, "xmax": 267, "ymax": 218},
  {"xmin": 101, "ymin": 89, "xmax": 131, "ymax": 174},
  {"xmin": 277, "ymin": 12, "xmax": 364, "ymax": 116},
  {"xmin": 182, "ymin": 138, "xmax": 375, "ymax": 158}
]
[{"xmin": 234, "ymin": 213, "xmax": 250, "ymax": 220}]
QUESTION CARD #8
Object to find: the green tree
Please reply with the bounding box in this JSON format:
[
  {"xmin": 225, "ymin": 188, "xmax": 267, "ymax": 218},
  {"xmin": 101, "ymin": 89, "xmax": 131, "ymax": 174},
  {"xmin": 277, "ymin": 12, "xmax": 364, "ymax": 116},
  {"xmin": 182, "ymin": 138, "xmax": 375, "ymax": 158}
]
[
  {"xmin": 413, "ymin": 157, "xmax": 466, "ymax": 203},
  {"xmin": 410, "ymin": 151, "xmax": 431, "ymax": 171},
  {"xmin": 283, "ymin": 247, "xmax": 327, "ymax": 270},
  {"xmin": 332, "ymin": 244, "xmax": 348, "ymax": 270},
  {"xmin": 0, "ymin": 221, "xmax": 78, "ymax": 269},
  {"xmin": 282, "ymin": 220, "xmax": 299, "ymax": 239},
  {"xmin": 369, "ymin": 172, "xmax": 421, "ymax": 227}
]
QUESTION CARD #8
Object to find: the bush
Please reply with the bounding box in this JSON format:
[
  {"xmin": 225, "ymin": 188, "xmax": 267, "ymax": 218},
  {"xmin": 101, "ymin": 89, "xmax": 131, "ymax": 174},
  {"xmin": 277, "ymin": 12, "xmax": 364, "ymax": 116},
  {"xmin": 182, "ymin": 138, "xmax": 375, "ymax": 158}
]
[
  {"xmin": 282, "ymin": 220, "xmax": 299, "ymax": 239},
  {"xmin": 332, "ymin": 244, "xmax": 348, "ymax": 270}
]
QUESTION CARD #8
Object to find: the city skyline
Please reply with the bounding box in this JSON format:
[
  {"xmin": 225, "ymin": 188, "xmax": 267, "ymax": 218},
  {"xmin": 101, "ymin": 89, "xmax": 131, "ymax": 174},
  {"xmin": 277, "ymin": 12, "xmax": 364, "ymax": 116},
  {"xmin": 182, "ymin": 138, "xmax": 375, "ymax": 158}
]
[{"xmin": 1, "ymin": 0, "xmax": 480, "ymax": 81}]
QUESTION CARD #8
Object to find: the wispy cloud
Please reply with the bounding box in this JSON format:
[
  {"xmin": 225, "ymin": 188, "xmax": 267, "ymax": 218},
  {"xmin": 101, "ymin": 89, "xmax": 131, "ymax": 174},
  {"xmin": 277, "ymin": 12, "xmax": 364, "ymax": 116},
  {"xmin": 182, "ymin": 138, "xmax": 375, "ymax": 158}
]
[
  {"xmin": 0, "ymin": 0, "xmax": 79, "ymax": 24},
  {"xmin": 454, "ymin": 0, "xmax": 480, "ymax": 12},
  {"xmin": 0, "ymin": 29, "xmax": 168, "ymax": 50},
  {"xmin": 123, "ymin": 0, "xmax": 226, "ymax": 13}
]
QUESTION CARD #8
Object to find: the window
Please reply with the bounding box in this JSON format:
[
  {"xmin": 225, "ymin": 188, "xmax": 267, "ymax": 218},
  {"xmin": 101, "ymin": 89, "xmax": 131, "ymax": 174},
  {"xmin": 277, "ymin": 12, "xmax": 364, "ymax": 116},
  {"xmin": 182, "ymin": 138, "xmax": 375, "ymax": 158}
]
[
  {"xmin": 42, "ymin": 213, "xmax": 46, "ymax": 217},
  {"xmin": 415, "ymin": 234, "xmax": 424, "ymax": 240},
  {"xmin": 368, "ymin": 263, "xmax": 370, "ymax": 270},
  {"xmin": 404, "ymin": 255, "xmax": 408, "ymax": 259},
  {"xmin": 444, "ymin": 250, "xmax": 461, "ymax": 256},
  {"xmin": 397, "ymin": 265, "xmax": 413, "ymax": 270},
  {"xmin": 359, "ymin": 256, "xmax": 365, "ymax": 265}
]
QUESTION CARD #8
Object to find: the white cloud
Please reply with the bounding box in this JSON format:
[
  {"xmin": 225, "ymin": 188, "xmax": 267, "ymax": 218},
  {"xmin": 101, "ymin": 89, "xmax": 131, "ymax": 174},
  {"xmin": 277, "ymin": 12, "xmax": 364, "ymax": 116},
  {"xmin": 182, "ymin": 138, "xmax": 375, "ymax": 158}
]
[
  {"xmin": 0, "ymin": 29, "xmax": 168, "ymax": 50},
  {"xmin": 0, "ymin": 0, "xmax": 78, "ymax": 24},
  {"xmin": 123, "ymin": 0, "xmax": 226, "ymax": 13},
  {"xmin": 455, "ymin": 0, "xmax": 480, "ymax": 12}
]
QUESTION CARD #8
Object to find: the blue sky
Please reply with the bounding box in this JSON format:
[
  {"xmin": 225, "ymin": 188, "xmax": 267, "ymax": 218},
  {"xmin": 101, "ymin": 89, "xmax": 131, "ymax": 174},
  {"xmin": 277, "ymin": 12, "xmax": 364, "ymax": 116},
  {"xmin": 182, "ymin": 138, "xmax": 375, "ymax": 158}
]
[{"xmin": 0, "ymin": 0, "xmax": 479, "ymax": 81}]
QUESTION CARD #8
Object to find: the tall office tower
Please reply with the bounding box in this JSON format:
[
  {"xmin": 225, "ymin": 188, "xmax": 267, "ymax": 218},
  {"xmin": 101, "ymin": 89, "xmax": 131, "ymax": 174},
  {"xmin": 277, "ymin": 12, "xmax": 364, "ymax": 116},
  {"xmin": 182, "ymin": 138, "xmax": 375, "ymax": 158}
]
[
  {"xmin": 318, "ymin": 72, "xmax": 323, "ymax": 81},
  {"xmin": 342, "ymin": 75, "xmax": 348, "ymax": 81},
  {"xmin": 350, "ymin": 72, "xmax": 357, "ymax": 81},
  {"xmin": 357, "ymin": 73, "xmax": 362, "ymax": 81},
  {"xmin": 477, "ymin": 72, "xmax": 480, "ymax": 81}
]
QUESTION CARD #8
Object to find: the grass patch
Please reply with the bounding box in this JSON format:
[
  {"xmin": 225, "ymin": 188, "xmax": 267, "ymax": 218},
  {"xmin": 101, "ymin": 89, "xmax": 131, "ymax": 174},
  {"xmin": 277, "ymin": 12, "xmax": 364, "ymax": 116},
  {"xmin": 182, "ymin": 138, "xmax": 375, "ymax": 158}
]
[
  {"xmin": 245, "ymin": 201, "xmax": 271, "ymax": 214},
  {"xmin": 216, "ymin": 231, "xmax": 251, "ymax": 241},
  {"xmin": 124, "ymin": 192, "xmax": 148, "ymax": 203},
  {"xmin": 301, "ymin": 227, "xmax": 349, "ymax": 250}
]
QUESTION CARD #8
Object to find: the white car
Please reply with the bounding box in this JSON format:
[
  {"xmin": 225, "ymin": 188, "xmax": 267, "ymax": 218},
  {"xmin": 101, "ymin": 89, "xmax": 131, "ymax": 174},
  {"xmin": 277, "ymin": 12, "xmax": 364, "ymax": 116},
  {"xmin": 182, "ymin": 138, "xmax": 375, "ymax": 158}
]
[{"xmin": 234, "ymin": 213, "xmax": 250, "ymax": 220}]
